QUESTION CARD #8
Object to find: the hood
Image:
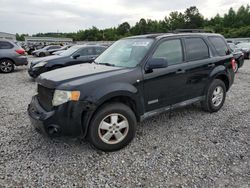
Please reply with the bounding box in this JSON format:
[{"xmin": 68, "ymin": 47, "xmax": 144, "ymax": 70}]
[
  {"xmin": 36, "ymin": 63, "xmax": 130, "ymax": 89},
  {"xmin": 31, "ymin": 55, "xmax": 64, "ymax": 65}
]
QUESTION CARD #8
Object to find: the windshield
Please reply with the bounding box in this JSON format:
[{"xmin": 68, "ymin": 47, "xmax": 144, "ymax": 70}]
[
  {"xmin": 95, "ymin": 38, "xmax": 154, "ymax": 68},
  {"xmin": 60, "ymin": 46, "xmax": 81, "ymax": 56},
  {"xmin": 237, "ymin": 43, "xmax": 250, "ymax": 48},
  {"xmin": 228, "ymin": 43, "xmax": 236, "ymax": 50}
]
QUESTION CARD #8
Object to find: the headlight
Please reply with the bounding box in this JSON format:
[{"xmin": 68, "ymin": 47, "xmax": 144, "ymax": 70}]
[
  {"xmin": 52, "ymin": 90, "xmax": 80, "ymax": 106},
  {"xmin": 33, "ymin": 61, "xmax": 48, "ymax": 68}
]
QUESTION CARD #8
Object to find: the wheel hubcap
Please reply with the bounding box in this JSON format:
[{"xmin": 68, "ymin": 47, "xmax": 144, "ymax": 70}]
[
  {"xmin": 98, "ymin": 113, "xmax": 129, "ymax": 144},
  {"xmin": 212, "ymin": 86, "xmax": 224, "ymax": 107},
  {"xmin": 0, "ymin": 61, "xmax": 12, "ymax": 72}
]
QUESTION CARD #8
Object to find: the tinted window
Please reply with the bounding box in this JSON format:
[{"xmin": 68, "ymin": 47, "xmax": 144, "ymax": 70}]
[
  {"xmin": 0, "ymin": 41, "xmax": 13, "ymax": 49},
  {"xmin": 152, "ymin": 39, "xmax": 183, "ymax": 66},
  {"xmin": 185, "ymin": 38, "xmax": 209, "ymax": 61},
  {"xmin": 95, "ymin": 47, "xmax": 105, "ymax": 55},
  {"xmin": 78, "ymin": 47, "xmax": 94, "ymax": 56},
  {"xmin": 208, "ymin": 36, "xmax": 228, "ymax": 56}
]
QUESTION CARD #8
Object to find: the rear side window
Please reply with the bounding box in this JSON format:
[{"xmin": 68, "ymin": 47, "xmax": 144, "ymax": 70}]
[
  {"xmin": 152, "ymin": 39, "xmax": 183, "ymax": 66},
  {"xmin": 0, "ymin": 41, "xmax": 13, "ymax": 49},
  {"xmin": 185, "ymin": 38, "xmax": 209, "ymax": 61},
  {"xmin": 208, "ymin": 36, "xmax": 229, "ymax": 56}
]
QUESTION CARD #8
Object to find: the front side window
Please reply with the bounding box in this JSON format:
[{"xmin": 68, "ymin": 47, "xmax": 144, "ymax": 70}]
[
  {"xmin": 152, "ymin": 39, "xmax": 183, "ymax": 66},
  {"xmin": 185, "ymin": 38, "xmax": 210, "ymax": 61},
  {"xmin": 95, "ymin": 38, "xmax": 154, "ymax": 68},
  {"xmin": 95, "ymin": 47, "xmax": 106, "ymax": 55},
  {"xmin": 78, "ymin": 47, "xmax": 94, "ymax": 56}
]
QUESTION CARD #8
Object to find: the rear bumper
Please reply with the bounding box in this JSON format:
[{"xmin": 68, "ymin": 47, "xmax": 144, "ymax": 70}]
[
  {"xmin": 28, "ymin": 96, "xmax": 94, "ymax": 137},
  {"xmin": 13, "ymin": 56, "xmax": 28, "ymax": 66}
]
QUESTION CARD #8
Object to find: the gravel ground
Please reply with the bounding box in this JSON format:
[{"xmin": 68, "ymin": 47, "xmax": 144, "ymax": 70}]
[{"xmin": 0, "ymin": 58, "xmax": 249, "ymax": 187}]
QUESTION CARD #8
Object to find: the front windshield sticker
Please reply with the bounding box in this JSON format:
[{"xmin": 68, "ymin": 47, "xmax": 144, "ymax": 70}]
[{"xmin": 132, "ymin": 41, "xmax": 150, "ymax": 47}]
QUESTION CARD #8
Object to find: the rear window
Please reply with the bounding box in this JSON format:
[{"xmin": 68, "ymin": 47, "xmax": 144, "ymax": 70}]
[
  {"xmin": 185, "ymin": 38, "xmax": 209, "ymax": 61},
  {"xmin": 0, "ymin": 41, "xmax": 13, "ymax": 49},
  {"xmin": 208, "ymin": 36, "xmax": 229, "ymax": 56}
]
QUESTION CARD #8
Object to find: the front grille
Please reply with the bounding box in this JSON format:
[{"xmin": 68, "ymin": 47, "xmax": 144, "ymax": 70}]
[{"xmin": 37, "ymin": 85, "xmax": 55, "ymax": 111}]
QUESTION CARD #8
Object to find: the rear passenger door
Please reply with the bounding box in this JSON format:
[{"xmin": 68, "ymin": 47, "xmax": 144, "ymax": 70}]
[{"xmin": 182, "ymin": 37, "xmax": 215, "ymax": 99}]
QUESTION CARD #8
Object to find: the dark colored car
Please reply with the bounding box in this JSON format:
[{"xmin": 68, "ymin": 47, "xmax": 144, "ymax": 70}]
[
  {"xmin": 28, "ymin": 45, "xmax": 106, "ymax": 78},
  {"xmin": 0, "ymin": 39, "xmax": 28, "ymax": 73},
  {"xmin": 32, "ymin": 45, "xmax": 62, "ymax": 57},
  {"xmin": 28, "ymin": 33, "xmax": 235, "ymax": 151},
  {"xmin": 228, "ymin": 43, "xmax": 244, "ymax": 73},
  {"xmin": 52, "ymin": 45, "xmax": 73, "ymax": 55},
  {"xmin": 236, "ymin": 42, "xmax": 250, "ymax": 59}
]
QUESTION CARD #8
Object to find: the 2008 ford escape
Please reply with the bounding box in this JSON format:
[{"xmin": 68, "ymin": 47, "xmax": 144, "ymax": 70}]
[{"xmin": 28, "ymin": 33, "xmax": 235, "ymax": 151}]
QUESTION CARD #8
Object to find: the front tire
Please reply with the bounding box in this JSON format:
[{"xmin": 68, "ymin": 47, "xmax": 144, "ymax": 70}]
[
  {"xmin": 201, "ymin": 79, "xmax": 226, "ymax": 113},
  {"xmin": 0, "ymin": 59, "xmax": 14, "ymax": 73},
  {"xmin": 88, "ymin": 102, "xmax": 137, "ymax": 152}
]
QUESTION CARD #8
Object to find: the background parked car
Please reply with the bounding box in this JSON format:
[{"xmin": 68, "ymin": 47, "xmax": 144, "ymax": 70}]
[
  {"xmin": 0, "ymin": 39, "xmax": 28, "ymax": 73},
  {"xmin": 228, "ymin": 43, "xmax": 244, "ymax": 73},
  {"xmin": 32, "ymin": 45, "xmax": 62, "ymax": 57},
  {"xmin": 52, "ymin": 45, "xmax": 73, "ymax": 55},
  {"xmin": 28, "ymin": 45, "xmax": 107, "ymax": 78},
  {"xmin": 236, "ymin": 42, "xmax": 250, "ymax": 59}
]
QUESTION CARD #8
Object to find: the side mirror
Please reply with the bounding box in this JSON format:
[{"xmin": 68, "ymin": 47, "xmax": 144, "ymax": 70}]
[
  {"xmin": 147, "ymin": 58, "xmax": 168, "ymax": 70},
  {"xmin": 72, "ymin": 54, "xmax": 80, "ymax": 59}
]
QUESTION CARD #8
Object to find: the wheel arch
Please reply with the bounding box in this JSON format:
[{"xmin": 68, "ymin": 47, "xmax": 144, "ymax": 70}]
[
  {"xmin": 0, "ymin": 57, "xmax": 15, "ymax": 65},
  {"xmin": 81, "ymin": 84, "xmax": 143, "ymax": 138}
]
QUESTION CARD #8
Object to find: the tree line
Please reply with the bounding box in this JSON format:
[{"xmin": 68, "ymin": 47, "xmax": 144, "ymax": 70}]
[{"xmin": 16, "ymin": 5, "xmax": 250, "ymax": 41}]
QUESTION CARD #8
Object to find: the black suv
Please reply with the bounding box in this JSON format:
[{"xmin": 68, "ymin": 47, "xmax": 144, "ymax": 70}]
[{"xmin": 28, "ymin": 33, "xmax": 235, "ymax": 151}]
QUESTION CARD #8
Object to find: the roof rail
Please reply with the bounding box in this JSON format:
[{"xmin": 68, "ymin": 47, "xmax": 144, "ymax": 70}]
[{"xmin": 173, "ymin": 29, "xmax": 214, "ymax": 33}]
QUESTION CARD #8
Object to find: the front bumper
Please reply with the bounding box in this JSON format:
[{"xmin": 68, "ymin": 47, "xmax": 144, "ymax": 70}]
[
  {"xmin": 28, "ymin": 65, "xmax": 46, "ymax": 78},
  {"xmin": 28, "ymin": 96, "xmax": 93, "ymax": 137}
]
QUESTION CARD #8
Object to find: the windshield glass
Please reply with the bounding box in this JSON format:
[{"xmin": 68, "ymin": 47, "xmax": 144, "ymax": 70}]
[
  {"xmin": 228, "ymin": 43, "xmax": 236, "ymax": 50},
  {"xmin": 60, "ymin": 46, "xmax": 81, "ymax": 56},
  {"xmin": 237, "ymin": 43, "xmax": 250, "ymax": 48},
  {"xmin": 95, "ymin": 38, "xmax": 154, "ymax": 68}
]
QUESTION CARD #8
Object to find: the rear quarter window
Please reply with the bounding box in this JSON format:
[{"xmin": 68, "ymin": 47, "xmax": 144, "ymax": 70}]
[
  {"xmin": 0, "ymin": 41, "xmax": 14, "ymax": 49},
  {"xmin": 184, "ymin": 38, "xmax": 210, "ymax": 61},
  {"xmin": 208, "ymin": 36, "xmax": 229, "ymax": 56}
]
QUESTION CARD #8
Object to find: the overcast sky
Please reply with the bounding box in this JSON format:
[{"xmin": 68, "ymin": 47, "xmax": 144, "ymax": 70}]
[{"xmin": 0, "ymin": 0, "xmax": 249, "ymax": 34}]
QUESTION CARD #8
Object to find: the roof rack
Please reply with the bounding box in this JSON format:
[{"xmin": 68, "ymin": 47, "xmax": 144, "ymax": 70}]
[{"xmin": 173, "ymin": 29, "xmax": 214, "ymax": 33}]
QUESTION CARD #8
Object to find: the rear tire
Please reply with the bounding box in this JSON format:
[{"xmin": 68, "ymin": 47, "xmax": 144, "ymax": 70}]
[
  {"xmin": 0, "ymin": 59, "xmax": 15, "ymax": 73},
  {"xmin": 88, "ymin": 102, "xmax": 137, "ymax": 152},
  {"xmin": 201, "ymin": 79, "xmax": 226, "ymax": 113},
  {"xmin": 234, "ymin": 62, "xmax": 239, "ymax": 73}
]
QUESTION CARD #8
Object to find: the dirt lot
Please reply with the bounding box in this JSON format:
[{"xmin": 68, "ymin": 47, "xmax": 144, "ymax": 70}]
[{"xmin": 0, "ymin": 58, "xmax": 249, "ymax": 187}]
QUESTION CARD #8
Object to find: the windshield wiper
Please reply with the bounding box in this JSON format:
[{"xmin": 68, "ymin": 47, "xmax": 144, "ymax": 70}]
[{"xmin": 98, "ymin": 62, "xmax": 115, "ymax": 67}]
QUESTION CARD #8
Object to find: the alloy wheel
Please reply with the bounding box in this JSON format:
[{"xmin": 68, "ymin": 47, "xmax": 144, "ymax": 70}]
[
  {"xmin": 0, "ymin": 61, "xmax": 13, "ymax": 73},
  {"xmin": 98, "ymin": 113, "xmax": 129, "ymax": 145},
  {"xmin": 212, "ymin": 86, "xmax": 224, "ymax": 107}
]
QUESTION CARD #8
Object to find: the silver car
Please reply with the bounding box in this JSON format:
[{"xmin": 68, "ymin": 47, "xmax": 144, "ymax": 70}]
[{"xmin": 0, "ymin": 39, "xmax": 28, "ymax": 73}]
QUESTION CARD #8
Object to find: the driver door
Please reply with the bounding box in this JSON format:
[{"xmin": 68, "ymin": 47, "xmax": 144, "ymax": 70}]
[{"xmin": 143, "ymin": 38, "xmax": 188, "ymax": 112}]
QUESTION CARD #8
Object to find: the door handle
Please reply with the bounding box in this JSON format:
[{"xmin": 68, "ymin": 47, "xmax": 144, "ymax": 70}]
[
  {"xmin": 176, "ymin": 69, "xmax": 185, "ymax": 74},
  {"xmin": 208, "ymin": 63, "xmax": 215, "ymax": 68}
]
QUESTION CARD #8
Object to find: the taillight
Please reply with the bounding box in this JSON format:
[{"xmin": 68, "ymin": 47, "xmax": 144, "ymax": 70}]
[
  {"xmin": 231, "ymin": 58, "xmax": 236, "ymax": 71},
  {"xmin": 15, "ymin": 49, "xmax": 25, "ymax": 55}
]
